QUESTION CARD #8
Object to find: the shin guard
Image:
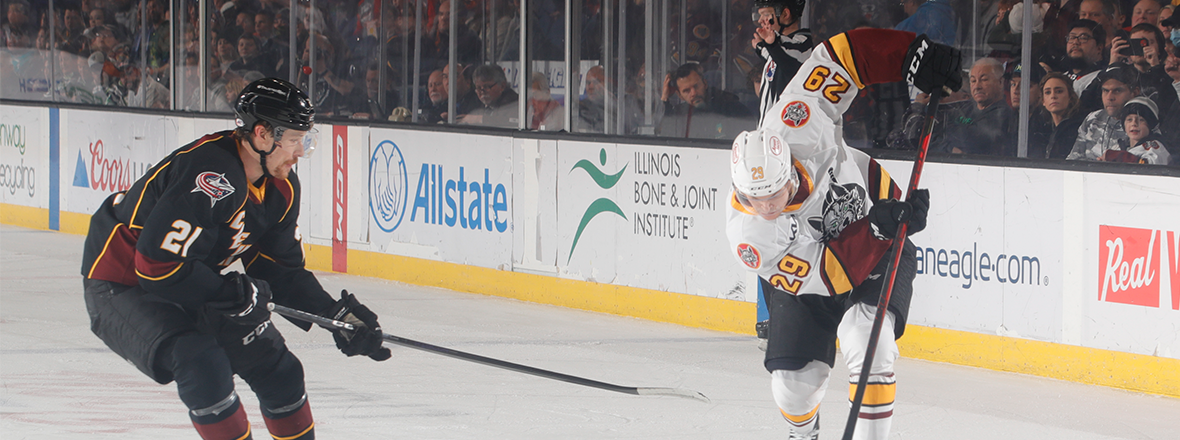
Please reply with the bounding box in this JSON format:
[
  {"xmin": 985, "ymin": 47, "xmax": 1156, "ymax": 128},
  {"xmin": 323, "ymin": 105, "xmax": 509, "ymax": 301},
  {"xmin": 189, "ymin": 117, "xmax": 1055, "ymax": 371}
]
[
  {"xmin": 262, "ymin": 395, "xmax": 314, "ymax": 440},
  {"xmin": 770, "ymin": 361, "xmax": 831, "ymax": 436}
]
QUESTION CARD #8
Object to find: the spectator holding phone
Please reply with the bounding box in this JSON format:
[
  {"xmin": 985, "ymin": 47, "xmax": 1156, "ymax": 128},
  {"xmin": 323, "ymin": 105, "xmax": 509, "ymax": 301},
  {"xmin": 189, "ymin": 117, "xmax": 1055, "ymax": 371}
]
[{"xmin": 1110, "ymin": 24, "xmax": 1167, "ymax": 73}]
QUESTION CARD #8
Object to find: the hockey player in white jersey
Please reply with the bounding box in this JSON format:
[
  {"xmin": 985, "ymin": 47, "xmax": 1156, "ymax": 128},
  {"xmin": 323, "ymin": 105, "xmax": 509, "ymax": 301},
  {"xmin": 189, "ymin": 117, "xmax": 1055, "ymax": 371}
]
[{"xmin": 726, "ymin": 30, "xmax": 961, "ymax": 439}]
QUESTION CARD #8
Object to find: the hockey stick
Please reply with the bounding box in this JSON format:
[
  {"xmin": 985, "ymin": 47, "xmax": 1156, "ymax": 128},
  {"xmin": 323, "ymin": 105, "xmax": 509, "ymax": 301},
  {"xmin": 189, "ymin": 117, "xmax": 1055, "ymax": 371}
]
[
  {"xmin": 268, "ymin": 303, "xmax": 710, "ymax": 403},
  {"xmin": 841, "ymin": 91, "xmax": 941, "ymax": 440}
]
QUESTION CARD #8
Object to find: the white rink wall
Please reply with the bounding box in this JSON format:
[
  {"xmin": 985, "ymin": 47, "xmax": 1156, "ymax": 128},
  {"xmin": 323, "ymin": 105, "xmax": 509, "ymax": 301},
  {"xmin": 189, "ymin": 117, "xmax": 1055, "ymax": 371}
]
[{"xmin": 3, "ymin": 103, "xmax": 1178, "ymax": 386}]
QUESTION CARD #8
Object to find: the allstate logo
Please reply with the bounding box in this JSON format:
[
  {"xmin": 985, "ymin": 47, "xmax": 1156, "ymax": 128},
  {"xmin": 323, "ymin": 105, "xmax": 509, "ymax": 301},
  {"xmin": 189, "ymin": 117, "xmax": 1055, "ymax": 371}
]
[{"xmin": 370, "ymin": 140, "xmax": 408, "ymax": 232}]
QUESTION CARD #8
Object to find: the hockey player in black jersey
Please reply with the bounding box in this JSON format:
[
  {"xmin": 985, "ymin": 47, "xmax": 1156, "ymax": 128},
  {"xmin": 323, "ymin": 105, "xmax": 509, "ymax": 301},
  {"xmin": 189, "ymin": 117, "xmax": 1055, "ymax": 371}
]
[{"xmin": 81, "ymin": 77, "xmax": 391, "ymax": 439}]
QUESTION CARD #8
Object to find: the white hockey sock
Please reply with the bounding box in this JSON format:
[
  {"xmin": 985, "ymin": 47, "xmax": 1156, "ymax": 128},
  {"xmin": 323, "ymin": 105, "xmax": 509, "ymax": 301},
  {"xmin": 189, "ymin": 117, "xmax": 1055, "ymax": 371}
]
[{"xmin": 771, "ymin": 361, "xmax": 831, "ymax": 435}]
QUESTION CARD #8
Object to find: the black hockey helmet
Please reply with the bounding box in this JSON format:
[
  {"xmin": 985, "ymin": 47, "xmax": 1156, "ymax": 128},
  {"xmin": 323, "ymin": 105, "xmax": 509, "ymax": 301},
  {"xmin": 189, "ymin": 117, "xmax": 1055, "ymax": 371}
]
[{"xmin": 234, "ymin": 77, "xmax": 315, "ymax": 133}]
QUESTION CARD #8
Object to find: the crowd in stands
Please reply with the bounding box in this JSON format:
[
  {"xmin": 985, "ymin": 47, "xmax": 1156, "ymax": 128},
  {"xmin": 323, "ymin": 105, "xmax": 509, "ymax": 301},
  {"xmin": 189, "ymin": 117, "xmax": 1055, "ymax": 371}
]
[{"xmin": 2, "ymin": 0, "xmax": 1175, "ymax": 165}]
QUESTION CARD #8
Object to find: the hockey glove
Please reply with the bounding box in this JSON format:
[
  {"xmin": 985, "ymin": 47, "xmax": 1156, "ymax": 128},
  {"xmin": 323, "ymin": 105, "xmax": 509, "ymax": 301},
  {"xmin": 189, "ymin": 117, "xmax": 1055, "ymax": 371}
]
[
  {"xmin": 903, "ymin": 34, "xmax": 963, "ymax": 94},
  {"xmin": 208, "ymin": 272, "xmax": 272, "ymax": 326},
  {"xmin": 321, "ymin": 291, "xmax": 392, "ymax": 361},
  {"xmin": 868, "ymin": 199, "xmax": 913, "ymax": 240},
  {"xmin": 907, "ymin": 189, "xmax": 930, "ymax": 235}
]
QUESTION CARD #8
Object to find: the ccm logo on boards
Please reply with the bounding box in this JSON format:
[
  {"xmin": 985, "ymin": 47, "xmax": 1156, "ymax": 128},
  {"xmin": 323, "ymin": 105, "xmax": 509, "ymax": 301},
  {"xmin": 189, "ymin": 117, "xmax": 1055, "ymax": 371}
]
[{"xmin": 1098, "ymin": 225, "xmax": 1178, "ymax": 310}]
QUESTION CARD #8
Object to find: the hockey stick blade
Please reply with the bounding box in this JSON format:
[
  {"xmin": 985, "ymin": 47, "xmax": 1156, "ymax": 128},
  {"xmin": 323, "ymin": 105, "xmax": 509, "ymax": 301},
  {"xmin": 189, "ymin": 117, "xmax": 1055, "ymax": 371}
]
[{"xmin": 269, "ymin": 303, "xmax": 710, "ymax": 403}]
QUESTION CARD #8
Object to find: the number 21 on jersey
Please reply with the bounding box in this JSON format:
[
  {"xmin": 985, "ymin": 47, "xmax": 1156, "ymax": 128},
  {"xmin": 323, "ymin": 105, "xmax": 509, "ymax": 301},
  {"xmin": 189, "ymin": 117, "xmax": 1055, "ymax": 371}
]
[
  {"xmin": 769, "ymin": 253, "xmax": 811, "ymax": 294},
  {"xmin": 161, "ymin": 220, "xmax": 203, "ymax": 257}
]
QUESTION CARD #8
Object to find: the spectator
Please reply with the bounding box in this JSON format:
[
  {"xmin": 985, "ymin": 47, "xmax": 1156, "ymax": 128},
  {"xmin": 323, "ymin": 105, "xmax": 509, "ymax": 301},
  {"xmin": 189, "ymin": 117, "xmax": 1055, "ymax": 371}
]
[
  {"xmin": 1129, "ymin": 0, "xmax": 1162, "ymax": 27},
  {"xmin": 1029, "ymin": 72, "xmax": 1085, "ymax": 158},
  {"xmin": 142, "ymin": 0, "xmax": 170, "ymax": 82},
  {"xmin": 353, "ymin": 64, "xmax": 400, "ymax": 120},
  {"xmin": 253, "ymin": 11, "xmax": 287, "ymax": 73},
  {"xmin": 1110, "ymin": 23, "xmax": 1166, "ymax": 73},
  {"xmin": 442, "ymin": 63, "xmax": 481, "ymax": 119},
  {"xmin": 657, "ymin": 63, "xmax": 754, "ymax": 139},
  {"xmin": 420, "ymin": 0, "xmax": 480, "ymax": 71},
  {"xmin": 936, "ymin": 57, "xmax": 1015, "ymax": 155},
  {"xmin": 1009, "ymin": 64, "xmax": 1044, "ymax": 110},
  {"xmin": 229, "ymin": 35, "xmax": 273, "ymax": 76},
  {"xmin": 896, "ymin": 0, "xmax": 958, "ymax": 46},
  {"xmin": 122, "ymin": 66, "xmax": 170, "ymax": 108},
  {"xmin": 987, "ymin": 0, "xmax": 1050, "ymax": 58},
  {"xmin": 235, "ymin": 10, "xmax": 255, "ymax": 41},
  {"xmin": 418, "ymin": 69, "xmax": 448, "ymax": 123},
  {"xmin": 298, "ymin": 34, "xmax": 365, "ymax": 117},
  {"xmin": 577, "ymin": 65, "xmax": 607, "ymax": 132},
  {"xmin": 1047, "ymin": 19, "xmax": 1106, "ymax": 93},
  {"xmin": 751, "ymin": 0, "xmax": 813, "ymax": 121},
  {"xmin": 58, "ymin": 6, "xmax": 90, "ymax": 54},
  {"xmin": 527, "ymin": 71, "xmax": 563, "ymax": 131},
  {"xmin": 87, "ymin": 25, "xmax": 124, "ymax": 89},
  {"xmin": 2, "ymin": 0, "xmax": 34, "ymax": 47},
  {"xmin": 1112, "ymin": 96, "xmax": 1173, "ymax": 163},
  {"xmin": 1078, "ymin": 0, "xmax": 1121, "ymax": 46},
  {"xmin": 460, "ymin": 64, "xmax": 519, "ymax": 128},
  {"xmin": 1068, "ymin": 64, "xmax": 1139, "ymax": 160},
  {"xmin": 215, "ymin": 36, "xmax": 239, "ymax": 76}
]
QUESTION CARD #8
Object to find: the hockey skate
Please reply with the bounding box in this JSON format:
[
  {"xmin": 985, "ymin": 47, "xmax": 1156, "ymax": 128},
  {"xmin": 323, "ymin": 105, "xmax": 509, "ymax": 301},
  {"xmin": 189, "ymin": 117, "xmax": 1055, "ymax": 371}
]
[{"xmin": 788, "ymin": 414, "xmax": 819, "ymax": 440}]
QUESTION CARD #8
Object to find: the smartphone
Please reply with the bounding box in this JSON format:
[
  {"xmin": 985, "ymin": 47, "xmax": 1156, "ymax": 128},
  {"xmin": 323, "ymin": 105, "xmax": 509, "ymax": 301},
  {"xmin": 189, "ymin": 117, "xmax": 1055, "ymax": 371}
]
[
  {"xmin": 1116, "ymin": 30, "xmax": 1132, "ymax": 56},
  {"xmin": 1129, "ymin": 38, "xmax": 1147, "ymax": 57}
]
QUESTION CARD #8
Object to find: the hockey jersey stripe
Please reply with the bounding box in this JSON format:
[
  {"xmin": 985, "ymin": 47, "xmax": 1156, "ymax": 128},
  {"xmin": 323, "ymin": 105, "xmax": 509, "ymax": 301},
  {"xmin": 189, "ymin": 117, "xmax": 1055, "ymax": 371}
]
[
  {"xmin": 86, "ymin": 223, "xmax": 138, "ymax": 284},
  {"xmin": 824, "ymin": 33, "xmax": 865, "ymax": 89},
  {"xmin": 822, "ymin": 248, "xmax": 854, "ymax": 295},
  {"xmin": 825, "ymin": 29, "xmax": 916, "ymax": 91},
  {"xmin": 129, "ymin": 134, "xmax": 223, "ymax": 229},
  {"xmin": 275, "ymin": 178, "xmax": 295, "ymax": 223},
  {"xmin": 128, "ymin": 162, "xmax": 172, "ymax": 229},
  {"xmin": 868, "ymin": 160, "xmax": 900, "ymax": 202},
  {"xmin": 849, "ymin": 382, "xmax": 896, "ymax": 406},
  {"xmin": 135, "ymin": 251, "xmax": 184, "ymax": 281}
]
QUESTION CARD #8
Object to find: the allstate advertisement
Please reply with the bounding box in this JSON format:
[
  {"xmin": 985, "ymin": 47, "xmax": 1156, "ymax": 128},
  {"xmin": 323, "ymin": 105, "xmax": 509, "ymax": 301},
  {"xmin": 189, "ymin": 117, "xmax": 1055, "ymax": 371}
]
[
  {"xmin": 556, "ymin": 142, "xmax": 744, "ymax": 298},
  {"xmin": 0, "ymin": 106, "xmax": 47, "ymax": 208},
  {"xmin": 367, "ymin": 128, "xmax": 514, "ymax": 270},
  {"xmin": 60, "ymin": 109, "xmax": 177, "ymax": 215},
  {"xmin": 894, "ymin": 164, "xmax": 1066, "ymax": 343}
]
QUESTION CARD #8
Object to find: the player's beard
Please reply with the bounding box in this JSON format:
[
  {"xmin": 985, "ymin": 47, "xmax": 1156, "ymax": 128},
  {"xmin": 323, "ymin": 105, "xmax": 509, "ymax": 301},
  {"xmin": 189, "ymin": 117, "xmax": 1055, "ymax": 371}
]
[{"xmin": 270, "ymin": 159, "xmax": 297, "ymax": 179}]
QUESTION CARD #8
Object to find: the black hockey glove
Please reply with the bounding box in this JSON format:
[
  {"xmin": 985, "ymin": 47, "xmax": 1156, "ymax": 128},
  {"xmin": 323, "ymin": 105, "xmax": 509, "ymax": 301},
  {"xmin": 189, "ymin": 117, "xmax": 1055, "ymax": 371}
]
[
  {"xmin": 208, "ymin": 272, "xmax": 272, "ymax": 326},
  {"xmin": 321, "ymin": 291, "xmax": 392, "ymax": 361},
  {"xmin": 868, "ymin": 189, "xmax": 930, "ymax": 239},
  {"xmin": 907, "ymin": 189, "xmax": 930, "ymax": 235},
  {"xmin": 903, "ymin": 34, "xmax": 963, "ymax": 94},
  {"xmin": 868, "ymin": 200, "xmax": 912, "ymax": 240}
]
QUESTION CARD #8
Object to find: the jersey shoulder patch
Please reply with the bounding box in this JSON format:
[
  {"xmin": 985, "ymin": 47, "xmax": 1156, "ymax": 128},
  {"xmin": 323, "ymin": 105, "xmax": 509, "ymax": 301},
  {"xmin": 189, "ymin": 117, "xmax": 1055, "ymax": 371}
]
[{"xmin": 192, "ymin": 171, "xmax": 236, "ymax": 207}]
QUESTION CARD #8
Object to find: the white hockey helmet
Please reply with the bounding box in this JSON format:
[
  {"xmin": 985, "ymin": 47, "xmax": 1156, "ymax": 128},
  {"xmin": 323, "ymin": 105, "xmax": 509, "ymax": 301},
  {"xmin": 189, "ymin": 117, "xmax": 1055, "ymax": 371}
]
[{"xmin": 731, "ymin": 128, "xmax": 797, "ymax": 200}]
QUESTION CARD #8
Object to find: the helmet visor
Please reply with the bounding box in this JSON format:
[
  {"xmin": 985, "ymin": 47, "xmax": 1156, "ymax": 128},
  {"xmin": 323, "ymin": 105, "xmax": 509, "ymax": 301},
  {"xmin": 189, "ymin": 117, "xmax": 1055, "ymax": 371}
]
[
  {"xmin": 275, "ymin": 127, "xmax": 318, "ymax": 157},
  {"xmin": 735, "ymin": 178, "xmax": 798, "ymax": 219}
]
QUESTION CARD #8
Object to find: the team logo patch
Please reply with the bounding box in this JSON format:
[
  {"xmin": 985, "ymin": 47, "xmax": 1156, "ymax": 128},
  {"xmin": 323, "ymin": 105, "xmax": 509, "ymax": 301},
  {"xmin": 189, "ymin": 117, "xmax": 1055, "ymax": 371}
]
[
  {"xmin": 807, "ymin": 182, "xmax": 867, "ymax": 242},
  {"xmin": 781, "ymin": 101, "xmax": 810, "ymax": 128},
  {"xmin": 192, "ymin": 172, "xmax": 235, "ymax": 207},
  {"xmin": 737, "ymin": 243, "xmax": 761, "ymax": 269}
]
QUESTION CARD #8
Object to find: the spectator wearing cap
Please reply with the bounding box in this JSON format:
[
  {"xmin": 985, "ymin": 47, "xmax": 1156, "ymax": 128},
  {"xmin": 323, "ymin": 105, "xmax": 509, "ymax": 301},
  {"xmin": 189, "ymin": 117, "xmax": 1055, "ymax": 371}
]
[
  {"xmin": 1111, "ymin": 96, "xmax": 1173, "ymax": 163},
  {"xmin": 1030, "ymin": 72, "xmax": 1086, "ymax": 159},
  {"xmin": 935, "ymin": 57, "xmax": 1016, "ymax": 156},
  {"xmin": 1068, "ymin": 64, "xmax": 1140, "ymax": 160}
]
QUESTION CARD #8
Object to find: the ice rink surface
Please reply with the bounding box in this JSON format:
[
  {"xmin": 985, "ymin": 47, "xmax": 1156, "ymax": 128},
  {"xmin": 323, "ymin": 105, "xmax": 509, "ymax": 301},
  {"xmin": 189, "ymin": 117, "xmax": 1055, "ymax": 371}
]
[{"xmin": 2, "ymin": 224, "xmax": 1177, "ymax": 439}]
